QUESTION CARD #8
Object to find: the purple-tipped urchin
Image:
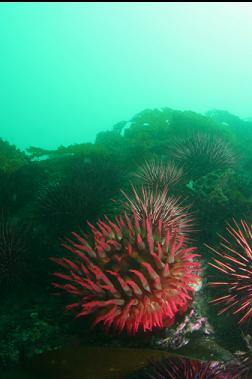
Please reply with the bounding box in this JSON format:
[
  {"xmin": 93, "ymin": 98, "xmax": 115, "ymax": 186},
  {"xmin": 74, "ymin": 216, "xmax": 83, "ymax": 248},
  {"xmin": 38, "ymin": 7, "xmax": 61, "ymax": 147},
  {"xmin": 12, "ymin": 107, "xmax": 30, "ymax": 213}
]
[
  {"xmin": 130, "ymin": 357, "xmax": 245, "ymax": 379},
  {"xmin": 171, "ymin": 132, "xmax": 235, "ymax": 179},
  {"xmin": 121, "ymin": 186, "xmax": 194, "ymax": 238},
  {"xmin": 133, "ymin": 160, "xmax": 183, "ymax": 189},
  {"xmin": 207, "ymin": 219, "xmax": 252, "ymax": 324}
]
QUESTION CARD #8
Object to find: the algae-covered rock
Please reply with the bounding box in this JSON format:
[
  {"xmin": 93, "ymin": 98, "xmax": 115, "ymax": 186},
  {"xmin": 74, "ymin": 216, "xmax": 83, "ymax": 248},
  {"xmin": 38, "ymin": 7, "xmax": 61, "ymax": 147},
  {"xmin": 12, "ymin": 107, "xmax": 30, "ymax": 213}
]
[{"xmin": 0, "ymin": 138, "xmax": 29, "ymax": 172}]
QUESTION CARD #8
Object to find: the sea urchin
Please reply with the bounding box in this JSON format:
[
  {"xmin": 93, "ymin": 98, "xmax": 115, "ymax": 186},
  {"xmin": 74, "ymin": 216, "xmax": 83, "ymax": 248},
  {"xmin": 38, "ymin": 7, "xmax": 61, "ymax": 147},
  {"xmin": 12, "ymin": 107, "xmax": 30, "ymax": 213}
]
[
  {"xmin": 129, "ymin": 357, "xmax": 244, "ymax": 379},
  {"xmin": 207, "ymin": 219, "xmax": 252, "ymax": 324}
]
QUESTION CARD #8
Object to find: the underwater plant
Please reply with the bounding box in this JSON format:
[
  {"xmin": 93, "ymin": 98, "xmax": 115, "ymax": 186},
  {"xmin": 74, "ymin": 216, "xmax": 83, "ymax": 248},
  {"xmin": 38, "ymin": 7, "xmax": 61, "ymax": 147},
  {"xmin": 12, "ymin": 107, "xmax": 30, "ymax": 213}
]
[
  {"xmin": 171, "ymin": 132, "xmax": 235, "ymax": 179},
  {"xmin": 52, "ymin": 212, "xmax": 201, "ymax": 334},
  {"xmin": 121, "ymin": 186, "xmax": 194, "ymax": 238},
  {"xmin": 129, "ymin": 357, "xmax": 245, "ymax": 379},
  {"xmin": 133, "ymin": 160, "xmax": 183, "ymax": 189},
  {"xmin": 207, "ymin": 219, "xmax": 252, "ymax": 324}
]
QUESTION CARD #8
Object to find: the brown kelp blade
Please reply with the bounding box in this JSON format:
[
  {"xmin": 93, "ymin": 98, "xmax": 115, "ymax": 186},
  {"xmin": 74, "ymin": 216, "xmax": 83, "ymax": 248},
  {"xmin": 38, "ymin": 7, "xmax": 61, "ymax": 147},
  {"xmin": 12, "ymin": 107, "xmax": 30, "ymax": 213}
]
[{"xmin": 25, "ymin": 346, "xmax": 177, "ymax": 379}]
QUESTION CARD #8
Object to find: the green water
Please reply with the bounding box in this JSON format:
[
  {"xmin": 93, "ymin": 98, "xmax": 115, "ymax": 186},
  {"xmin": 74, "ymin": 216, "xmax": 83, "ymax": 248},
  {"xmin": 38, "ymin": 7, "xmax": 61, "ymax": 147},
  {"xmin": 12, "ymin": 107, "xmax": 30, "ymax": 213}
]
[{"xmin": 0, "ymin": 2, "xmax": 252, "ymax": 150}]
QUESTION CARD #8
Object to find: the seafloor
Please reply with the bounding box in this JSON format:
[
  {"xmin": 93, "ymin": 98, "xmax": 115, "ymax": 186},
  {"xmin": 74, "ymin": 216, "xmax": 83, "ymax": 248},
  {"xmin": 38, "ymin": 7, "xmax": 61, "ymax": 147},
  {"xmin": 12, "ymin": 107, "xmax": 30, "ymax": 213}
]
[{"xmin": 1, "ymin": 108, "xmax": 252, "ymax": 378}]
